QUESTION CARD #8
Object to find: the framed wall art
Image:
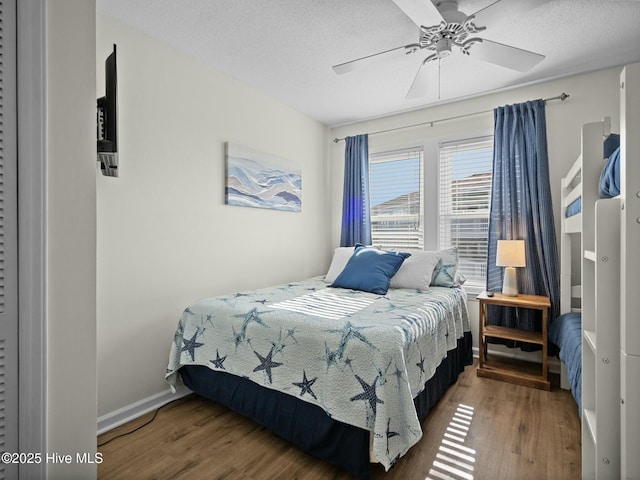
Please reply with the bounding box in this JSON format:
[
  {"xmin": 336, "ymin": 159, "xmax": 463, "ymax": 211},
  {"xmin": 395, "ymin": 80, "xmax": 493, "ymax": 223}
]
[{"xmin": 225, "ymin": 143, "xmax": 302, "ymax": 212}]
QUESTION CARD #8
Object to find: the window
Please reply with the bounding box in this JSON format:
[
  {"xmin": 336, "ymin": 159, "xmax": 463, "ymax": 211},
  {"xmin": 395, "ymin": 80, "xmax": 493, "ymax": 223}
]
[
  {"xmin": 368, "ymin": 137, "xmax": 493, "ymax": 291},
  {"xmin": 438, "ymin": 136, "xmax": 493, "ymax": 288},
  {"xmin": 369, "ymin": 148, "xmax": 424, "ymax": 250}
]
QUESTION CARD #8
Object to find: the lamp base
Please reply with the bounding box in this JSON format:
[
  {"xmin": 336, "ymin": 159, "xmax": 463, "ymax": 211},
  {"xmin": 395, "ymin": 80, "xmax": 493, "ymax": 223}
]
[{"xmin": 502, "ymin": 266, "xmax": 518, "ymax": 296}]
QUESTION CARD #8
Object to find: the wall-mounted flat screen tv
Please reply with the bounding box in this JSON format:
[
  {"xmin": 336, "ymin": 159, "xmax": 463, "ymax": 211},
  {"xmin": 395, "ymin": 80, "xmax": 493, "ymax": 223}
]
[{"xmin": 97, "ymin": 44, "xmax": 118, "ymax": 177}]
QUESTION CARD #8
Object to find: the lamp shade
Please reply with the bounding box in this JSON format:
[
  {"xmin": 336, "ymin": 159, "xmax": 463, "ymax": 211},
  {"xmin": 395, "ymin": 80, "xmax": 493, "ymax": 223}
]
[{"xmin": 496, "ymin": 240, "xmax": 526, "ymax": 267}]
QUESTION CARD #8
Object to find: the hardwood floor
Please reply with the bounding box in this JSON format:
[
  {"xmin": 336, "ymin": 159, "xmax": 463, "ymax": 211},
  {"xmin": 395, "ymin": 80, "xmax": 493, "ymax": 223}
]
[{"xmin": 97, "ymin": 361, "xmax": 581, "ymax": 479}]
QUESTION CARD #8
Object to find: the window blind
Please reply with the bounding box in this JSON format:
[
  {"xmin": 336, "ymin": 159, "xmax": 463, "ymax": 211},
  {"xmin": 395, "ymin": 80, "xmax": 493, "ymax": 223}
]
[
  {"xmin": 369, "ymin": 147, "xmax": 424, "ymax": 250},
  {"xmin": 439, "ymin": 137, "xmax": 493, "ymax": 286}
]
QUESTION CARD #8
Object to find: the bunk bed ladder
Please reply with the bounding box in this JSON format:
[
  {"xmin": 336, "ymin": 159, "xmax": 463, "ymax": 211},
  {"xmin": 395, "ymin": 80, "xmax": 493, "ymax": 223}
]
[{"xmin": 620, "ymin": 61, "xmax": 640, "ymax": 480}]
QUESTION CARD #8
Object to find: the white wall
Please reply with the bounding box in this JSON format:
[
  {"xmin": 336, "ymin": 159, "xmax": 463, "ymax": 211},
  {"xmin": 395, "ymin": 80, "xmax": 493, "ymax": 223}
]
[
  {"xmin": 96, "ymin": 14, "xmax": 330, "ymax": 417},
  {"xmin": 330, "ymin": 67, "xmax": 622, "ymax": 353},
  {"xmin": 47, "ymin": 1, "xmax": 98, "ymax": 478}
]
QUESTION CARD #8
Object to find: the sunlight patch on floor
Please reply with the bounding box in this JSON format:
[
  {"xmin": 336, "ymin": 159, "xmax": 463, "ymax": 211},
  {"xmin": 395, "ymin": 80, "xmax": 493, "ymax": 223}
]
[{"xmin": 426, "ymin": 403, "xmax": 477, "ymax": 480}]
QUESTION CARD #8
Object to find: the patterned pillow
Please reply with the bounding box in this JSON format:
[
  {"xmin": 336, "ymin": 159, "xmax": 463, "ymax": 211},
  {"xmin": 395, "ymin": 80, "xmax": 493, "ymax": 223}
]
[{"xmin": 430, "ymin": 247, "xmax": 459, "ymax": 287}]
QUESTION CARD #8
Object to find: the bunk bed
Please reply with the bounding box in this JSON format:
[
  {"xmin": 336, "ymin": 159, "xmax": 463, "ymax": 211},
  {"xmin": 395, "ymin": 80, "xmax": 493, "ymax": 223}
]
[
  {"xmin": 552, "ymin": 117, "xmax": 621, "ymax": 479},
  {"xmin": 551, "ymin": 62, "xmax": 640, "ymax": 479},
  {"xmin": 552, "ymin": 122, "xmax": 621, "ymax": 415}
]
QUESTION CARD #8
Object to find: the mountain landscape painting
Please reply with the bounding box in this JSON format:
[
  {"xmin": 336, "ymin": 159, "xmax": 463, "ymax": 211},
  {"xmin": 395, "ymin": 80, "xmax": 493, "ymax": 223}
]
[{"xmin": 225, "ymin": 143, "xmax": 302, "ymax": 212}]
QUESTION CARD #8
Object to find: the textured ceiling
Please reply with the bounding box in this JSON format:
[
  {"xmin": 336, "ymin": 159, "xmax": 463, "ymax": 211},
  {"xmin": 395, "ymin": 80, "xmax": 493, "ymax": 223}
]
[{"xmin": 98, "ymin": 0, "xmax": 640, "ymax": 126}]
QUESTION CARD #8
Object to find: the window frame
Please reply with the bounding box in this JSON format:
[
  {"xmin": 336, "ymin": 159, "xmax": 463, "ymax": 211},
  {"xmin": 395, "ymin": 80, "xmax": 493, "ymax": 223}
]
[
  {"xmin": 368, "ymin": 145, "xmax": 425, "ymax": 251},
  {"xmin": 367, "ymin": 131, "xmax": 493, "ymax": 297},
  {"xmin": 436, "ymin": 135, "xmax": 494, "ymax": 295}
]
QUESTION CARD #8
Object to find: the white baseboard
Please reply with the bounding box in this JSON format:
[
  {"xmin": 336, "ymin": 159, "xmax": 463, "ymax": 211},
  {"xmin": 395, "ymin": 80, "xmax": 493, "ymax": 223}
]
[{"xmin": 97, "ymin": 385, "xmax": 191, "ymax": 435}]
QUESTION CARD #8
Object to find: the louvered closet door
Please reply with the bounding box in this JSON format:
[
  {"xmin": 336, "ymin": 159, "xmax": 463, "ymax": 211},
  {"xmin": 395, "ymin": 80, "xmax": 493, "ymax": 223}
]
[{"xmin": 0, "ymin": 0, "xmax": 18, "ymax": 479}]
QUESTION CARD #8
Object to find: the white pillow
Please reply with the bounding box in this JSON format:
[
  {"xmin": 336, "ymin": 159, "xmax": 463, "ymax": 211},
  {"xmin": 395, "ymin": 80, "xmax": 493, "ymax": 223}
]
[
  {"xmin": 390, "ymin": 250, "xmax": 441, "ymax": 291},
  {"xmin": 324, "ymin": 247, "xmax": 355, "ymax": 283}
]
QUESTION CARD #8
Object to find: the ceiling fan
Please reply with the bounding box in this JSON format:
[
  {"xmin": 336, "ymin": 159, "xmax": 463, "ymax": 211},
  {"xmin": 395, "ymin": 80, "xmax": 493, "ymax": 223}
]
[{"xmin": 333, "ymin": 0, "xmax": 551, "ymax": 99}]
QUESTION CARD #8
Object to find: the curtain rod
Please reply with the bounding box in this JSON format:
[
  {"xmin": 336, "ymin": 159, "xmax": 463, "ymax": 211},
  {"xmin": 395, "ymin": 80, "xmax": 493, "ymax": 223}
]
[{"xmin": 332, "ymin": 93, "xmax": 570, "ymax": 143}]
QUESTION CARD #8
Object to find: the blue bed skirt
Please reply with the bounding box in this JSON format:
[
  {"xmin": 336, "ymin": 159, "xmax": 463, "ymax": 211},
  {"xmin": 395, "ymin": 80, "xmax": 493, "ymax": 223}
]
[{"xmin": 179, "ymin": 330, "xmax": 472, "ymax": 479}]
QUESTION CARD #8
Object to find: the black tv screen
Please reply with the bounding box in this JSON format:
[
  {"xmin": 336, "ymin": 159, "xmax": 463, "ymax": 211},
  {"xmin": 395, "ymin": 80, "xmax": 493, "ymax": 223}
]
[{"xmin": 97, "ymin": 44, "xmax": 118, "ymax": 177}]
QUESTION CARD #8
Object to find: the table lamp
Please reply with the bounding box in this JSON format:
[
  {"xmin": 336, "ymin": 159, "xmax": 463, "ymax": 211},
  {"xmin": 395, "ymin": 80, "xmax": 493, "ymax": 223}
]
[{"xmin": 496, "ymin": 240, "xmax": 526, "ymax": 296}]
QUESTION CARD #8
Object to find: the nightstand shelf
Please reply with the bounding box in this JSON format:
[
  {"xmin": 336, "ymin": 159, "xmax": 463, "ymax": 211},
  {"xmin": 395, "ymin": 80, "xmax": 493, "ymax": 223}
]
[
  {"xmin": 476, "ymin": 291, "xmax": 551, "ymax": 391},
  {"xmin": 483, "ymin": 324, "xmax": 544, "ymax": 345}
]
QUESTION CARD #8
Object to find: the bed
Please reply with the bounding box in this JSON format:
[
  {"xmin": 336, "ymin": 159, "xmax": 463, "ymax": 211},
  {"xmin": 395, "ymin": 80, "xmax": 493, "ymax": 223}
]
[
  {"xmin": 548, "ymin": 311, "xmax": 582, "ymax": 411},
  {"xmin": 555, "ymin": 122, "xmax": 620, "ymax": 412},
  {"xmin": 166, "ymin": 245, "xmax": 472, "ymax": 479},
  {"xmin": 563, "ymin": 133, "xmax": 621, "ymax": 219}
]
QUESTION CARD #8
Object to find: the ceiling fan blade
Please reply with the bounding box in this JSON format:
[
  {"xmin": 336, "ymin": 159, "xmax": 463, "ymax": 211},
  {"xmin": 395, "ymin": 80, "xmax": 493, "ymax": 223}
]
[
  {"xmin": 391, "ymin": 0, "xmax": 444, "ymax": 28},
  {"xmin": 470, "ymin": 39, "xmax": 544, "ymax": 72},
  {"xmin": 470, "ymin": 0, "xmax": 552, "ymax": 29},
  {"xmin": 333, "ymin": 45, "xmax": 412, "ymax": 74},
  {"xmin": 406, "ymin": 59, "xmax": 436, "ymax": 99}
]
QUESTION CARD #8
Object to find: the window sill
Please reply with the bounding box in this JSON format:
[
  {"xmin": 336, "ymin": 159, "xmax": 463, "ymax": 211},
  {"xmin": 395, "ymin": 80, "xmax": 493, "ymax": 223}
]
[{"xmin": 463, "ymin": 284, "xmax": 485, "ymax": 300}]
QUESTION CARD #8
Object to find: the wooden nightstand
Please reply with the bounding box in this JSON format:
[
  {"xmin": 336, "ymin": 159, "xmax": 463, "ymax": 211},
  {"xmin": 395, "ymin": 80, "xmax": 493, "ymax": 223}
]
[{"xmin": 477, "ymin": 291, "xmax": 551, "ymax": 391}]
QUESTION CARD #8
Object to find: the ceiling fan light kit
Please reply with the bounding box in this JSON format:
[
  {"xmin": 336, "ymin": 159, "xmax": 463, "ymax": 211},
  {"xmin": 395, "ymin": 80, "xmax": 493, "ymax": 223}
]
[
  {"xmin": 413, "ymin": 9, "xmax": 484, "ymax": 63},
  {"xmin": 435, "ymin": 37, "xmax": 452, "ymax": 59},
  {"xmin": 333, "ymin": 0, "xmax": 550, "ymax": 98}
]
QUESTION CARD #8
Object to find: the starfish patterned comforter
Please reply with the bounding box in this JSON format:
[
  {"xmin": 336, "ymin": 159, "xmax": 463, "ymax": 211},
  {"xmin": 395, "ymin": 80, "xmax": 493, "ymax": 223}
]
[{"xmin": 166, "ymin": 276, "xmax": 469, "ymax": 470}]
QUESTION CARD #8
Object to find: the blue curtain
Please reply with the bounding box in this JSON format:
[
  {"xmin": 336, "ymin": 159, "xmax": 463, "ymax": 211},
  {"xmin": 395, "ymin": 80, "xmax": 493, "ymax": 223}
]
[
  {"xmin": 340, "ymin": 135, "xmax": 372, "ymax": 247},
  {"xmin": 486, "ymin": 100, "xmax": 560, "ymax": 340}
]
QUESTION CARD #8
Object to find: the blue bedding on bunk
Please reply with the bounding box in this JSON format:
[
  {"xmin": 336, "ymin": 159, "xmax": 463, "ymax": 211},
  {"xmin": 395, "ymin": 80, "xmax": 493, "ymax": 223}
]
[
  {"xmin": 603, "ymin": 133, "xmax": 620, "ymax": 158},
  {"xmin": 565, "ymin": 197, "xmax": 582, "ymax": 218},
  {"xmin": 564, "ymin": 134, "xmax": 621, "ymax": 217},
  {"xmin": 549, "ymin": 312, "xmax": 582, "ymax": 414},
  {"xmin": 600, "ymin": 133, "xmax": 621, "ymax": 198},
  {"xmin": 600, "ymin": 146, "xmax": 621, "ymax": 198}
]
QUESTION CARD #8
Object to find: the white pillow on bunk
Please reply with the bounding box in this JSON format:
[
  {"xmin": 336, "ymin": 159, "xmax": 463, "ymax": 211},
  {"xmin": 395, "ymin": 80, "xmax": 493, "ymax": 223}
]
[
  {"xmin": 325, "ymin": 247, "xmax": 355, "ymax": 283},
  {"xmin": 390, "ymin": 250, "xmax": 441, "ymax": 291}
]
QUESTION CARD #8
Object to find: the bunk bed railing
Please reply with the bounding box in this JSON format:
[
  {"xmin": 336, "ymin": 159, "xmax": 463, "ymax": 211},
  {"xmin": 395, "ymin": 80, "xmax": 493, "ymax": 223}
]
[{"xmin": 560, "ymin": 152, "xmax": 584, "ymax": 314}]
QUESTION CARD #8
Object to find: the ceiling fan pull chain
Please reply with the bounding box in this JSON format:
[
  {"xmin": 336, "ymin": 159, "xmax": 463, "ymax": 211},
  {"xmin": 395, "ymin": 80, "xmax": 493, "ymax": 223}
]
[{"xmin": 438, "ymin": 58, "xmax": 441, "ymax": 101}]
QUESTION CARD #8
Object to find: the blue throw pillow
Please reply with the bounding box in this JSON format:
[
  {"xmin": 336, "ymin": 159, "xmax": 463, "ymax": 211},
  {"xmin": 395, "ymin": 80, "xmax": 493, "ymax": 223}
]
[{"xmin": 330, "ymin": 245, "xmax": 411, "ymax": 295}]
